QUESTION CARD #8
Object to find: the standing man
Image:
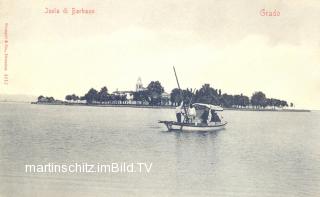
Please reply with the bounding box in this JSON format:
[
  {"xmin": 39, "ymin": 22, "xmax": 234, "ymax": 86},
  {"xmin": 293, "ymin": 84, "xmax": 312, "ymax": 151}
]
[
  {"xmin": 188, "ymin": 104, "xmax": 196, "ymax": 123},
  {"xmin": 175, "ymin": 101, "xmax": 183, "ymax": 123}
]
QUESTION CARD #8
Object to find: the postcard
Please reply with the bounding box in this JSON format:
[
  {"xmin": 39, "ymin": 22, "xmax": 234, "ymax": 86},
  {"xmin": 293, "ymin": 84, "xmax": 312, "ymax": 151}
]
[{"xmin": 0, "ymin": 0, "xmax": 319, "ymax": 196}]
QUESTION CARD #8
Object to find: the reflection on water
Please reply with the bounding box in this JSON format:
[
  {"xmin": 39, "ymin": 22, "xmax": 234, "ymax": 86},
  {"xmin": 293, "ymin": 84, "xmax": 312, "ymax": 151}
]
[{"xmin": 0, "ymin": 103, "xmax": 320, "ymax": 197}]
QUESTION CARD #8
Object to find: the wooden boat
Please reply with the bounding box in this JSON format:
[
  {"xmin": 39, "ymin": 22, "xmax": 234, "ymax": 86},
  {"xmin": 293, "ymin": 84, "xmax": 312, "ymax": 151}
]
[
  {"xmin": 159, "ymin": 103, "xmax": 228, "ymax": 131},
  {"xmin": 159, "ymin": 67, "xmax": 228, "ymax": 131},
  {"xmin": 159, "ymin": 120, "xmax": 227, "ymax": 131}
]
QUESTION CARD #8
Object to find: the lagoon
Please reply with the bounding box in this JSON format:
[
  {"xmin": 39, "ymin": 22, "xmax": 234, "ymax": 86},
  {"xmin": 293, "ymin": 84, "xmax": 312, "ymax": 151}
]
[{"xmin": 0, "ymin": 103, "xmax": 319, "ymax": 196}]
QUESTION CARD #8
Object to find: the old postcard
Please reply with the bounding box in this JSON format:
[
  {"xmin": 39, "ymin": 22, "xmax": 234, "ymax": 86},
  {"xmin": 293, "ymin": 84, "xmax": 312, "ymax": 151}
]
[{"xmin": 0, "ymin": 0, "xmax": 319, "ymax": 196}]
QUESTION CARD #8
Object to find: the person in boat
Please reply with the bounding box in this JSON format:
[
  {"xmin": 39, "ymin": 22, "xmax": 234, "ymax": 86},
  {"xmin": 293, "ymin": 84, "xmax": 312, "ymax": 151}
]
[
  {"xmin": 188, "ymin": 104, "xmax": 196, "ymax": 123},
  {"xmin": 175, "ymin": 101, "xmax": 183, "ymax": 123},
  {"xmin": 201, "ymin": 108, "xmax": 209, "ymax": 124},
  {"xmin": 211, "ymin": 110, "xmax": 221, "ymax": 122}
]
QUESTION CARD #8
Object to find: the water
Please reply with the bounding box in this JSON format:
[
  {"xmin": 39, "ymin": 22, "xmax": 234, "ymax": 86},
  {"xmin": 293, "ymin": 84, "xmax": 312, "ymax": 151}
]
[{"xmin": 0, "ymin": 103, "xmax": 319, "ymax": 197}]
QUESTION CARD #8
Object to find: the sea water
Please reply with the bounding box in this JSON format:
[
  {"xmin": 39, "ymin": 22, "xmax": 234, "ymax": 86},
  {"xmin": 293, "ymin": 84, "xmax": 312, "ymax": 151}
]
[{"xmin": 0, "ymin": 103, "xmax": 319, "ymax": 197}]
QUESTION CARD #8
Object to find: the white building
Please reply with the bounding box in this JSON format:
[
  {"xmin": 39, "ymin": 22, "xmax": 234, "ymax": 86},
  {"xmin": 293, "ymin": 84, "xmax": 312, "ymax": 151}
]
[
  {"xmin": 136, "ymin": 77, "xmax": 147, "ymax": 92},
  {"xmin": 112, "ymin": 90, "xmax": 134, "ymax": 101}
]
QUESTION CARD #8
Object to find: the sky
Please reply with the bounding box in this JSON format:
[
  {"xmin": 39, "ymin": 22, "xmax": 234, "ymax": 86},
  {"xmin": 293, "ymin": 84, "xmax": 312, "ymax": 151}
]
[{"xmin": 0, "ymin": 0, "xmax": 319, "ymax": 109}]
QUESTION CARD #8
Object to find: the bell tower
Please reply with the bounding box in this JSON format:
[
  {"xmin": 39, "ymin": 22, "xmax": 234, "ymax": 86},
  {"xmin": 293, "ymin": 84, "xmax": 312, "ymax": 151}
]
[{"xmin": 136, "ymin": 77, "xmax": 143, "ymax": 92}]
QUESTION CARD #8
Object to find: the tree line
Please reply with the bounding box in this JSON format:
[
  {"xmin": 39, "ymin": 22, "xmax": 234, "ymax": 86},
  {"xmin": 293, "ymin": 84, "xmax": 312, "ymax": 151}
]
[
  {"xmin": 64, "ymin": 86, "xmax": 127, "ymax": 104},
  {"xmin": 38, "ymin": 81, "xmax": 293, "ymax": 109},
  {"xmin": 170, "ymin": 84, "xmax": 291, "ymax": 109},
  {"xmin": 61, "ymin": 81, "xmax": 165, "ymax": 105}
]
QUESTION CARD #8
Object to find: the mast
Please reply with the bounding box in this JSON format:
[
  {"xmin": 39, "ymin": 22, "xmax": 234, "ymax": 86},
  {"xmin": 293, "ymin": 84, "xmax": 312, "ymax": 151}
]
[
  {"xmin": 173, "ymin": 66, "xmax": 188, "ymax": 120},
  {"xmin": 173, "ymin": 66, "xmax": 181, "ymax": 90}
]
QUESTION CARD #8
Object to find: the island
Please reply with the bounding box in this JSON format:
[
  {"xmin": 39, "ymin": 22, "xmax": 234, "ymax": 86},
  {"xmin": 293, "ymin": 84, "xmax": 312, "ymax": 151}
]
[{"xmin": 32, "ymin": 78, "xmax": 309, "ymax": 112}]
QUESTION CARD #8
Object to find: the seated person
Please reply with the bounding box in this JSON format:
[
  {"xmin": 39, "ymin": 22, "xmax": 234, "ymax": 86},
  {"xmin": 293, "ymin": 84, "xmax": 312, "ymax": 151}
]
[
  {"xmin": 211, "ymin": 110, "xmax": 221, "ymax": 122},
  {"xmin": 201, "ymin": 109, "xmax": 209, "ymax": 124}
]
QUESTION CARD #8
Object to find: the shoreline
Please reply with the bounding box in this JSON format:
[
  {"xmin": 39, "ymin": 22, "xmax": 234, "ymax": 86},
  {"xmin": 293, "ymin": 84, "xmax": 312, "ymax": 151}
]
[{"xmin": 30, "ymin": 102, "xmax": 311, "ymax": 112}]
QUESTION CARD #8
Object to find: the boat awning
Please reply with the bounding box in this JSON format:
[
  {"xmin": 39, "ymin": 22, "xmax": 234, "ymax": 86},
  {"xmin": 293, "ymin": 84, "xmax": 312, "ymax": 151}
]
[{"xmin": 192, "ymin": 103, "xmax": 224, "ymax": 111}]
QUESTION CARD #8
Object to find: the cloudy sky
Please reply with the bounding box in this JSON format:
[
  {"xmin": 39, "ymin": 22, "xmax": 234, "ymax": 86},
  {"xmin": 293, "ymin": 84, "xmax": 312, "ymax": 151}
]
[{"xmin": 0, "ymin": 0, "xmax": 320, "ymax": 109}]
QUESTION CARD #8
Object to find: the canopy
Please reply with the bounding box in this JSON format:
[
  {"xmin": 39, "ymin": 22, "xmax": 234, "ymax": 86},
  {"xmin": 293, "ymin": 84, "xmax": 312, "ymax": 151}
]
[{"xmin": 192, "ymin": 103, "xmax": 224, "ymax": 111}]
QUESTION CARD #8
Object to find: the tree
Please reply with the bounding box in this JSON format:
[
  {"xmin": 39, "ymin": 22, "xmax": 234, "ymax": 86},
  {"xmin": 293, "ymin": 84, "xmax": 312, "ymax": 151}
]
[
  {"xmin": 220, "ymin": 93, "xmax": 234, "ymax": 108},
  {"xmin": 194, "ymin": 84, "xmax": 219, "ymax": 105},
  {"xmin": 251, "ymin": 91, "xmax": 267, "ymax": 108},
  {"xmin": 169, "ymin": 88, "xmax": 194, "ymax": 106},
  {"xmin": 147, "ymin": 81, "xmax": 164, "ymax": 105},
  {"xmin": 267, "ymin": 98, "xmax": 280, "ymax": 109},
  {"xmin": 37, "ymin": 95, "xmax": 44, "ymax": 102},
  {"xmin": 120, "ymin": 95, "xmax": 127, "ymax": 104},
  {"xmin": 109, "ymin": 94, "xmax": 116, "ymax": 104},
  {"xmin": 115, "ymin": 94, "xmax": 121, "ymax": 104},
  {"xmin": 65, "ymin": 94, "xmax": 79, "ymax": 103},
  {"xmin": 182, "ymin": 88, "xmax": 194, "ymax": 104},
  {"xmin": 65, "ymin": 95, "xmax": 72, "ymax": 102},
  {"xmin": 71, "ymin": 94, "xmax": 79, "ymax": 102},
  {"xmin": 170, "ymin": 88, "xmax": 181, "ymax": 106},
  {"xmin": 133, "ymin": 90, "xmax": 149, "ymax": 105},
  {"xmin": 99, "ymin": 86, "xmax": 109, "ymax": 103},
  {"xmin": 239, "ymin": 94, "xmax": 250, "ymax": 108},
  {"xmin": 47, "ymin": 97, "xmax": 55, "ymax": 103},
  {"xmin": 84, "ymin": 88, "xmax": 98, "ymax": 104},
  {"xmin": 280, "ymin": 100, "xmax": 288, "ymax": 108},
  {"xmin": 233, "ymin": 95, "xmax": 241, "ymax": 108}
]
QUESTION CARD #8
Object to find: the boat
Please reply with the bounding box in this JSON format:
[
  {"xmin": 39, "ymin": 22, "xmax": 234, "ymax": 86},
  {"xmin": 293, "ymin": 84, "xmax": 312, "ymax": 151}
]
[
  {"xmin": 159, "ymin": 66, "xmax": 228, "ymax": 131},
  {"xmin": 159, "ymin": 103, "xmax": 227, "ymax": 131},
  {"xmin": 159, "ymin": 121, "xmax": 227, "ymax": 131}
]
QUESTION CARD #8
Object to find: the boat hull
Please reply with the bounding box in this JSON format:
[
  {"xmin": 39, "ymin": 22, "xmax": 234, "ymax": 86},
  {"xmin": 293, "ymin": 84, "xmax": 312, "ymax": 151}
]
[{"xmin": 159, "ymin": 121, "xmax": 227, "ymax": 131}]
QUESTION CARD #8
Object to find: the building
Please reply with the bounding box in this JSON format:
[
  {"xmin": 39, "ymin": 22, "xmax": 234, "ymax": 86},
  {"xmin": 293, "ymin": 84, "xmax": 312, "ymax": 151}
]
[
  {"xmin": 161, "ymin": 92, "xmax": 171, "ymax": 105},
  {"xmin": 112, "ymin": 77, "xmax": 171, "ymax": 105},
  {"xmin": 112, "ymin": 90, "xmax": 134, "ymax": 101},
  {"xmin": 136, "ymin": 77, "xmax": 147, "ymax": 92}
]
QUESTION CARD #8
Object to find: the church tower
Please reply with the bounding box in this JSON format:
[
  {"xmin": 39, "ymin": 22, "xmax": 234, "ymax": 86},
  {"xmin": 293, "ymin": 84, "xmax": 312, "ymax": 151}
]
[{"xmin": 136, "ymin": 77, "xmax": 144, "ymax": 92}]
